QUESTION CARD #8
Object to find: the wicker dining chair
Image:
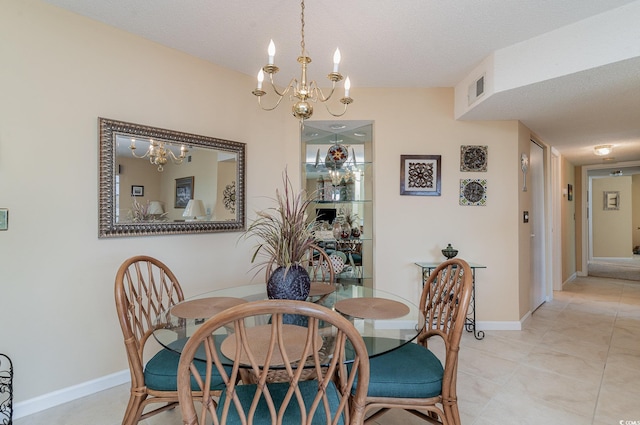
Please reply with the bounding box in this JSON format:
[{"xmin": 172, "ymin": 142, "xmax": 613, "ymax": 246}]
[
  {"xmin": 177, "ymin": 299, "xmax": 370, "ymax": 425},
  {"xmin": 360, "ymin": 258, "xmax": 473, "ymax": 425},
  {"xmin": 114, "ymin": 255, "xmax": 225, "ymax": 425}
]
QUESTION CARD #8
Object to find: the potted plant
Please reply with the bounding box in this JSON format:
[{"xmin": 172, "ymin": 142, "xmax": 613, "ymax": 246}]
[{"xmin": 243, "ymin": 169, "xmax": 318, "ymax": 300}]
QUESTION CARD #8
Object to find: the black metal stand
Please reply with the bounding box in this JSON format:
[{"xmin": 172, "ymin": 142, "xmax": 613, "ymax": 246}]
[
  {"xmin": 1, "ymin": 353, "xmax": 13, "ymax": 425},
  {"xmin": 418, "ymin": 263, "xmax": 485, "ymax": 340}
]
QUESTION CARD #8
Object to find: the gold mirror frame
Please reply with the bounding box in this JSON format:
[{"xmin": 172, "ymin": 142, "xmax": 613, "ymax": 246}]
[{"xmin": 99, "ymin": 118, "xmax": 245, "ymax": 238}]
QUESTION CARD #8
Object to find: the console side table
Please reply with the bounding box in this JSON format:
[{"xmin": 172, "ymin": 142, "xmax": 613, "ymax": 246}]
[{"xmin": 415, "ymin": 261, "xmax": 486, "ymax": 340}]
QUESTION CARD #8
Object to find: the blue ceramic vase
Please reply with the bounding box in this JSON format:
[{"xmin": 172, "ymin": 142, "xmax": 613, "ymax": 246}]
[{"xmin": 267, "ymin": 264, "xmax": 311, "ymax": 300}]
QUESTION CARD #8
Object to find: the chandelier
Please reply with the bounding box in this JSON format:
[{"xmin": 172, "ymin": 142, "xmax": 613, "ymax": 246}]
[
  {"xmin": 252, "ymin": 0, "xmax": 353, "ymax": 121},
  {"xmin": 129, "ymin": 138, "xmax": 188, "ymax": 172}
]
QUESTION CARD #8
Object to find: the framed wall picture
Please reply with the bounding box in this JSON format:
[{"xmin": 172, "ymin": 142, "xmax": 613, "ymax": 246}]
[
  {"xmin": 131, "ymin": 185, "xmax": 144, "ymax": 197},
  {"xmin": 460, "ymin": 179, "xmax": 487, "ymax": 206},
  {"xmin": 400, "ymin": 155, "xmax": 441, "ymax": 196},
  {"xmin": 175, "ymin": 176, "xmax": 194, "ymax": 208},
  {"xmin": 603, "ymin": 191, "xmax": 620, "ymax": 210},
  {"xmin": 460, "ymin": 145, "xmax": 488, "ymax": 172},
  {"xmin": 567, "ymin": 184, "xmax": 573, "ymax": 201}
]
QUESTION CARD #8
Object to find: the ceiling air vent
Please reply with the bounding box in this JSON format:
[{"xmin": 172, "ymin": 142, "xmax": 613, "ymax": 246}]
[{"xmin": 468, "ymin": 74, "xmax": 485, "ymax": 106}]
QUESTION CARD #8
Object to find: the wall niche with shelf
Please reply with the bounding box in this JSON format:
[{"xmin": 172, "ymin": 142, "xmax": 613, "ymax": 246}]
[{"xmin": 301, "ymin": 120, "xmax": 373, "ymax": 287}]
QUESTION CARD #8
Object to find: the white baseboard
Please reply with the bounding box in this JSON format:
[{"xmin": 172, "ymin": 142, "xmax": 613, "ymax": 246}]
[
  {"xmin": 564, "ymin": 272, "xmax": 577, "ymax": 286},
  {"xmin": 475, "ymin": 320, "xmax": 523, "ymax": 331},
  {"xmin": 14, "ymin": 370, "xmax": 130, "ymax": 420}
]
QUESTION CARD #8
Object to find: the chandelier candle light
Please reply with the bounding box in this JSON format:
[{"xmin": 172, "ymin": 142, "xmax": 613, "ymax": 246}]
[
  {"xmin": 130, "ymin": 138, "xmax": 188, "ymax": 172},
  {"xmin": 252, "ymin": 0, "xmax": 353, "ymax": 121}
]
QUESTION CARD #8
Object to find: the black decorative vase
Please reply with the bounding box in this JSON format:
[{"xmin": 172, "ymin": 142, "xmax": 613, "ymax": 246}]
[
  {"xmin": 267, "ymin": 264, "xmax": 311, "ymax": 300},
  {"xmin": 442, "ymin": 243, "xmax": 459, "ymax": 259}
]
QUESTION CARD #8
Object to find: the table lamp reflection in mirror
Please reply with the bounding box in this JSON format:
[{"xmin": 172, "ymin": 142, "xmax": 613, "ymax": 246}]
[{"xmin": 183, "ymin": 199, "xmax": 206, "ymax": 221}]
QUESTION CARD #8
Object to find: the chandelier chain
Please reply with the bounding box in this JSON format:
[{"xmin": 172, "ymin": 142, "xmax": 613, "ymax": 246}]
[{"xmin": 300, "ymin": 0, "xmax": 305, "ymax": 55}]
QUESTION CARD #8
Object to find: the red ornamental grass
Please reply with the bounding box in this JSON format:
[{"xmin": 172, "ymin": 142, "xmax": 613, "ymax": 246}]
[{"xmin": 244, "ymin": 169, "xmax": 318, "ymax": 273}]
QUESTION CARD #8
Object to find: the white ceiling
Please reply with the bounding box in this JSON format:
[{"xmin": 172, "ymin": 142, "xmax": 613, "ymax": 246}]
[{"xmin": 43, "ymin": 0, "xmax": 640, "ymax": 167}]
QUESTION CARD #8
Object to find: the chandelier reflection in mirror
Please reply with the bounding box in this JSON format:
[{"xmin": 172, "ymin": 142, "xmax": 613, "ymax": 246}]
[
  {"xmin": 129, "ymin": 138, "xmax": 188, "ymax": 172},
  {"xmin": 252, "ymin": 0, "xmax": 353, "ymax": 122}
]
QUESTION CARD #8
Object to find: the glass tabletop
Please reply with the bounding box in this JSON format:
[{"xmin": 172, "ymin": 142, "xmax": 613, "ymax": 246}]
[{"xmin": 152, "ymin": 282, "xmax": 422, "ymax": 363}]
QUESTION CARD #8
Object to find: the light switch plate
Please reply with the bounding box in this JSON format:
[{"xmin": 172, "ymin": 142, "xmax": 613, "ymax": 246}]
[{"xmin": 0, "ymin": 208, "xmax": 8, "ymax": 230}]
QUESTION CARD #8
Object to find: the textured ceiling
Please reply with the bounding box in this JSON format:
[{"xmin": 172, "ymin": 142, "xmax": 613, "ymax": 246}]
[{"xmin": 42, "ymin": 0, "xmax": 640, "ymax": 167}]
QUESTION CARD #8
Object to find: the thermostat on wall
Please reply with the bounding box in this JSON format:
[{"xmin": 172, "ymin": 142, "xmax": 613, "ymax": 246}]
[{"xmin": 0, "ymin": 209, "xmax": 8, "ymax": 231}]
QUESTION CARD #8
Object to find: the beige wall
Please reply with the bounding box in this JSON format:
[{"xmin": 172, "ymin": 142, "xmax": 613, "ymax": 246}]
[
  {"xmin": 2, "ymin": 0, "xmax": 533, "ymax": 409},
  {"xmin": 592, "ymin": 176, "xmax": 633, "ymax": 257}
]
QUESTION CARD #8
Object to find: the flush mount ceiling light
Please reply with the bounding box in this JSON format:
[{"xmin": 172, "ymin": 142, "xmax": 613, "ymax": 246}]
[
  {"xmin": 251, "ymin": 0, "xmax": 353, "ymax": 122},
  {"xmin": 594, "ymin": 144, "xmax": 613, "ymax": 156}
]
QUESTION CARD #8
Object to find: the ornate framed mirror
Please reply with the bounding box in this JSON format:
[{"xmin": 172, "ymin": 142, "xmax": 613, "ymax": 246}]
[{"xmin": 99, "ymin": 118, "xmax": 245, "ymax": 238}]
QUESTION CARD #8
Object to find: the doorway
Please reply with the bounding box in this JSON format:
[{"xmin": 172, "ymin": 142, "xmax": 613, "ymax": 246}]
[{"xmin": 530, "ymin": 140, "xmax": 546, "ymax": 311}]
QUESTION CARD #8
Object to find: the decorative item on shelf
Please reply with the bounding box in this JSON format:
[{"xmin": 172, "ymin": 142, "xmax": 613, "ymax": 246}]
[
  {"xmin": 251, "ymin": 0, "xmax": 353, "ymax": 122},
  {"xmin": 242, "ymin": 169, "xmax": 318, "ymax": 300},
  {"xmin": 183, "ymin": 199, "xmax": 206, "ymax": 221},
  {"xmin": 332, "ymin": 221, "xmax": 343, "ymax": 240},
  {"xmin": 316, "ymin": 175, "xmax": 325, "ymax": 200},
  {"xmin": 325, "ymin": 143, "xmax": 349, "ymax": 169},
  {"xmin": 442, "ymin": 243, "xmax": 458, "ymax": 259},
  {"xmin": 326, "ymin": 252, "xmax": 346, "ymax": 274},
  {"xmin": 341, "ymin": 222, "xmax": 351, "ymax": 239},
  {"xmin": 337, "ymin": 207, "xmax": 360, "ymax": 238},
  {"xmin": 129, "ymin": 137, "xmax": 188, "ymax": 172}
]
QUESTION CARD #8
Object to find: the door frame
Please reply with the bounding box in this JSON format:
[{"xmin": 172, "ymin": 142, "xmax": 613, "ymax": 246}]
[{"xmin": 580, "ymin": 159, "xmax": 640, "ymax": 274}]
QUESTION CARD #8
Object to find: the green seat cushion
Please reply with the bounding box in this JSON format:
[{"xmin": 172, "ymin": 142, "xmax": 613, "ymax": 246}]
[
  {"xmin": 361, "ymin": 342, "xmax": 444, "ymax": 399},
  {"xmin": 144, "ymin": 337, "xmax": 228, "ymax": 392},
  {"xmin": 217, "ymin": 379, "xmax": 344, "ymax": 425}
]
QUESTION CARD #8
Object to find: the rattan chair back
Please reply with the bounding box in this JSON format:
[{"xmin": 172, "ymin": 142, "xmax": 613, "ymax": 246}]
[
  {"xmin": 114, "ymin": 255, "xmax": 185, "ymax": 425},
  {"xmin": 363, "ymin": 258, "xmax": 473, "ymax": 425},
  {"xmin": 177, "ymin": 299, "xmax": 370, "ymax": 425}
]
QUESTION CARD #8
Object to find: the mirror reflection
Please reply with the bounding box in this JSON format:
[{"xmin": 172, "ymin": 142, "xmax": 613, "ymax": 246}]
[{"xmin": 99, "ymin": 118, "xmax": 245, "ymax": 237}]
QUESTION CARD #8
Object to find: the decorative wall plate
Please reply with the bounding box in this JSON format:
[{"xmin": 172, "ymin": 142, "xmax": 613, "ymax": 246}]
[
  {"xmin": 325, "ymin": 144, "xmax": 348, "ymax": 169},
  {"xmin": 460, "ymin": 145, "xmax": 488, "ymax": 172},
  {"xmin": 460, "ymin": 179, "xmax": 487, "ymax": 206}
]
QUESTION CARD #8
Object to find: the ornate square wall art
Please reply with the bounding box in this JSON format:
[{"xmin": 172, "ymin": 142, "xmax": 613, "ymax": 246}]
[
  {"xmin": 400, "ymin": 155, "xmax": 441, "ymax": 196},
  {"xmin": 460, "ymin": 145, "xmax": 488, "ymax": 172},
  {"xmin": 460, "ymin": 179, "xmax": 487, "ymax": 206}
]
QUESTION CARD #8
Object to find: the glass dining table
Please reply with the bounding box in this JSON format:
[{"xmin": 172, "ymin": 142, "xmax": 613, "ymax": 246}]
[{"xmin": 152, "ymin": 282, "xmax": 423, "ymax": 364}]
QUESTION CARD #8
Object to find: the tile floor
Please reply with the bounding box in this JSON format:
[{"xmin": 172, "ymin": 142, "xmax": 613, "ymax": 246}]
[{"xmin": 15, "ymin": 275, "xmax": 640, "ymax": 425}]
